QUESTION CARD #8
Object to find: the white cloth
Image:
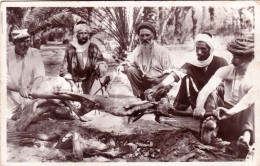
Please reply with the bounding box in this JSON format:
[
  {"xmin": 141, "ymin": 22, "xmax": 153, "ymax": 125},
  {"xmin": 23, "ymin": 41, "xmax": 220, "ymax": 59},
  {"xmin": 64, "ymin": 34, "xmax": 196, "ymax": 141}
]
[
  {"xmin": 195, "ymin": 33, "xmax": 214, "ymax": 51},
  {"xmin": 73, "ymin": 23, "xmax": 91, "ymax": 34},
  {"xmin": 187, "ymin": 53, "xmax": 214, "ymax": 68},
  {"xmin": 214, "ymin": 65, "xmax": 255, "ymax": 106},
  {"xmin": 70, "ymin": 34, "xmax": 90, "ymax": 53},
  {"xmin": 11, "ymin": 29, "xmax": 30, "ymax": 40},
  {"xmin": 7, "ymin": 46, "xmax": 45, "ymax": 108},
  {"xmin": 71, "ymin": 23, "xmax": 91, "ymax": 52},
  {"xmin": 187, "ymin": 34, "xmax": 215, "ymax": 68},
  {"xmin": 7, "ymin": 47, "xmax": 45, "ymax": 89}
]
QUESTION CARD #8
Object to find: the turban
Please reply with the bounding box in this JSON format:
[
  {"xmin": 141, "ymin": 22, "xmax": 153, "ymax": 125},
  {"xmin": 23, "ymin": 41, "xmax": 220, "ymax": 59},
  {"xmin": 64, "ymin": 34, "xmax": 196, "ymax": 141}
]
[
  {"xmin": 188, "ymin": 33, "xmax": 215, "ymax": 67},
  {"xmin": 195, "ymin": 33, "xmax": 214, "ymax": 51},
  {"xmin": 73, "ymin": 23, "xmax": 91, "ymax": 34},
  {"xmin": 136, "ymin": 22, "xmax": 156, "ymax": 38},
  {"xmin": 11, "ymin": 29, "xmax": 30, "ymax": 40},
  {"xmin": 227, "ymin": 38, "xmax": 254, "ymax": 56}
]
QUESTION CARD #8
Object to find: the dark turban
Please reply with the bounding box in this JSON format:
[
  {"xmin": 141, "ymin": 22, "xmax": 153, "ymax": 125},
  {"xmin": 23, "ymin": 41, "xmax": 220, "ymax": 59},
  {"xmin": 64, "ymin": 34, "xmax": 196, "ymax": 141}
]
[
  {"xmin": 136, "ymin": 22, "xmax": 156, "ymax": 39},
  {"xmin": 227, "ymin": 38, "xmax": 254, "ymax": 56}
]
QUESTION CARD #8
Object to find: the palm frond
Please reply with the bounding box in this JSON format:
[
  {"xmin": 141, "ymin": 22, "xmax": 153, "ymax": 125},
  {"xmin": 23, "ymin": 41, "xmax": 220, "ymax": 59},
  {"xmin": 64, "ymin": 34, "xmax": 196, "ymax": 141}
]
[{"xmin": 23, "ymin": 8, "xmax": 75, "ymax": 35}]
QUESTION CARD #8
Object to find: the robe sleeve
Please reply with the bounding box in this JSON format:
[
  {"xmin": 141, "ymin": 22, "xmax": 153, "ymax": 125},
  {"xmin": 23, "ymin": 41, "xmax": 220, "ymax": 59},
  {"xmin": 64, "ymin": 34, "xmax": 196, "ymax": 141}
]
[
  {"xmin": 60, "ymin": 48, "xmax": 73, "ymax": 80},
  {"xmin": 89, "ymin": 43, "xmax": 107, "ymax": 69}
]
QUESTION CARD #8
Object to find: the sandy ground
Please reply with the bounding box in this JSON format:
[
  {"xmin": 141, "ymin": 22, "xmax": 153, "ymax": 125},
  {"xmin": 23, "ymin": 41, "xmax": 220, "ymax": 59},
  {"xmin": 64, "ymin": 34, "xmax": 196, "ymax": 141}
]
[{"xmin": 6, "ymin": 41, "xmax": 243, "ymax": 162}]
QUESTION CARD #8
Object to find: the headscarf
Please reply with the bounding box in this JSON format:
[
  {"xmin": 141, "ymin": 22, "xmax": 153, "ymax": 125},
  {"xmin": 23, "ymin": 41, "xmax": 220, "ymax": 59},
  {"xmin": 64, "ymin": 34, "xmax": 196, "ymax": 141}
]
[
  {"xmin": 195, "ymin": 33, "xmax": 214, "ymax": 51},
  {"xmin": 11, "ymin": 29, "xmax": 30, "ymax": 40},
  {"xmin": 188, "ymin": 33, "xmax": 214, "ymax": 67},
  {"xmin": 73, "ymin": 23, "xmax": 91, "ymax": 34},
  {"xmin": 227, "ymin": 38, "xmax": 254, "ymax": 56},
  {"xmin": 71, "ymin": 23, "xmax": 91, "ymax": 52}
]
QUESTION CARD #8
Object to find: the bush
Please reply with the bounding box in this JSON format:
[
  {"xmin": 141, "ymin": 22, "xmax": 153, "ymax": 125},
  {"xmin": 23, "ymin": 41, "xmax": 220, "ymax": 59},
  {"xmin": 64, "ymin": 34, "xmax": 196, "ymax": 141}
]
[{"xmin": 63, "ymin": 39, "xmax": 70, "ymax": 44}]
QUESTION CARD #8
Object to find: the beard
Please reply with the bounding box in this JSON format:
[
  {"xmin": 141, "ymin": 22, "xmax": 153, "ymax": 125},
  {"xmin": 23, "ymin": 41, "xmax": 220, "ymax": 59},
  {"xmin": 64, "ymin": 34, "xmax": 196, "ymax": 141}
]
[
  {"xmin": 140, "ymin": 42, "xmax": 152, "ymax": 57},
  {"xmin": 77, "ymin": 38, "xmax": 89, "ymax": 45}
]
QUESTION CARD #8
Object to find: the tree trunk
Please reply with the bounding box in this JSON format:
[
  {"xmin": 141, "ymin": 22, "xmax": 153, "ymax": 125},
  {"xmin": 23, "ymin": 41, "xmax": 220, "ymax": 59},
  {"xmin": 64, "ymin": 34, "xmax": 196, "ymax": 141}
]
[
  {"xmin": 191, "ymin": 7, "xmax": 197, "ymax": 39},
  {"xmin": 158, "ymin": 7, "xmax": 175, "ymax": 44},
  {"xmin": 173, "ymin": 7, "xmax": 191, "ymax": 44}
]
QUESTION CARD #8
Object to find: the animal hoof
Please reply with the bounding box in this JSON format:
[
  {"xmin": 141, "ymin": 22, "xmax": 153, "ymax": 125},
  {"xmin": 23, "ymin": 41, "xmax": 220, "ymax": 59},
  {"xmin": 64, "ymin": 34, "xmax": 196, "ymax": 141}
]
[
  {"xmin": 155, "ymin": 115, "xmax": 161, "ymax": 123},
  {"xmin": 236, "ymin": 136, "xmax": 250, "ymax": 159}
]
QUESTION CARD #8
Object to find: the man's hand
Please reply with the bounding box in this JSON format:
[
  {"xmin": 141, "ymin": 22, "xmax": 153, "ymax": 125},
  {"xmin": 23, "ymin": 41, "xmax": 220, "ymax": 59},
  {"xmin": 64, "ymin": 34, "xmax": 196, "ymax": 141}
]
[
  {"xmin": 213, "ymin": 107, "xmax": 234, "ymax": 120},
  {"xmin": 67, "ymin": 80, "xmax": 78, "ymax": 93},
  {"xmin": 97, "ymin": 63, "xmax": 108, "ymax": 78},
  {"xmin": 144, "ymin": 88, "xmax": 156, "ymax": 101},
  {"xmin": 71, "ymin": 84, "xmax": 79, "ymax": 93},
  {"xmin": 116, "ymin": 65, "xmax": 125, "ymax": 74},
  {"xmin": 193, "ymin": 107, "xmax": 206, "ymax": 118},
  {"xmin": 116, "ymin": 62, "xmax": 130, "ymax": 74},
  {"xmin": 163, "ymin": 69, "xmax": 174, "ymax": 74},
  {"xmin": 19, "ymin": 87, "xmax": 31, "ymax": 98},
  {"xmin": 144, "ymin": 85, "xmax": 171, "ymax": 101}
]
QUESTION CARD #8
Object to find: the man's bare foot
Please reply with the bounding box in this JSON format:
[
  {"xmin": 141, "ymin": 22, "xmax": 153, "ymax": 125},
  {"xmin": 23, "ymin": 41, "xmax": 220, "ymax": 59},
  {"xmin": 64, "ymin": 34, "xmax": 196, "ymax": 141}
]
[
  {"xmin": 245, "ymin": 144, "xmax": 255, "ymax": 161},
  {"xmin": 236, "ymin": 135, "xmax": 250, "ymax": 158},
  {"xmin": 201, "ymin": 116, "xmax": 218, "ymax": 144}
]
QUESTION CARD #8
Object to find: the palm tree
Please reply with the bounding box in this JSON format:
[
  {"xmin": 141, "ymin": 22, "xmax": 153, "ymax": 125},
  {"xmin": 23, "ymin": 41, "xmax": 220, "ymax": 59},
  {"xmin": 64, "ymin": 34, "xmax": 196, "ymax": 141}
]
[
  {"xmin": 7, "ymin": 7, "xmax": 254, "ymax": 57},
  {"xmin": 23, "ymin": 7, "xmax": 75, "ymax": 35},
  {"xmin": 8, "ymin": 7, "xmax": 143, "ymax": 60},
  {"xmin": 7, "ymin": 7, "xmax": 28, "ymax": 41},
  {"xmin": 91, "ymin": 7, "xmax": 143, "ymax": 60}
]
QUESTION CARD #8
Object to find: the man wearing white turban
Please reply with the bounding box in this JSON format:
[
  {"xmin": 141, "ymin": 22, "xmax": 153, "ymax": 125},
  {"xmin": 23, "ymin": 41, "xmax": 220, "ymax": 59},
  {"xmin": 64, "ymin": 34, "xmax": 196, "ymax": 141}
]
[
  {"xmin": 60, "ymin": 21, "xmax": 108, "ymax": 95},
  {"xmin": 172, "ymin": 32, "xmax": 228, "ymax": 112}
]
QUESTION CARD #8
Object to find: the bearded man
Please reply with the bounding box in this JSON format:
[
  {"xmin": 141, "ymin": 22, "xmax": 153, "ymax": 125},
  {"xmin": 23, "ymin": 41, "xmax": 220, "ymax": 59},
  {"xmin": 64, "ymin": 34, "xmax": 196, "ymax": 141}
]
[
  {"xmin": 60, "ymin": 21, "xmax": 108, "ymax": 95},
  {"xmin": 117, "ymin": 22, "xmax": 179, "ymax": 101},
  {"xmin": 172, "ymin": 33, "xmax": 228, "ymax": 111},
  {"xmin": 194, "ymin": 38, "xmax": 255, "ymax": 159}
]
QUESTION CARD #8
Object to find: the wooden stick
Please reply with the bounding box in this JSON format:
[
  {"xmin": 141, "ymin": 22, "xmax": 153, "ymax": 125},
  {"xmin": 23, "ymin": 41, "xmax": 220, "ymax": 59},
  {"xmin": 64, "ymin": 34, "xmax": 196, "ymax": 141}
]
[{"xmin": 169, "ymin": 110, "xmax": 213, "ymax": 117}]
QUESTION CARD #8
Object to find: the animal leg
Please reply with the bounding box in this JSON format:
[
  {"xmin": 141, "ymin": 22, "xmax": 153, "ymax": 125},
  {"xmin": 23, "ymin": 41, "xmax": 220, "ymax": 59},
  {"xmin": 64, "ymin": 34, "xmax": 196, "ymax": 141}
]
[{"xmin": 201, "ymin": 116, "xmax": 218, "ymax": 145}]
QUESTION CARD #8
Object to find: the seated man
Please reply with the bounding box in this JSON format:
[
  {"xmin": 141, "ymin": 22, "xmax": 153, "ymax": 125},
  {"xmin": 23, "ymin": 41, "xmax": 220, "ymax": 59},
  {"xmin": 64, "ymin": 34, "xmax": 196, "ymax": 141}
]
[
  {"xmin": 117, "ymin": 22, "xmax": 179, "ymax": 101},
  {"xmin": 60, "ymin": 21, "xmax": 109, "ymax": 96},
  {"xmin": 7, "ymin": 29, "xmax": 45, "ymax": 111},
  {"xmin": 173, "ymin": 33, "xmax": 228, "ymax": 111},
  {"xmin": 194, "ymin": 38, "xmax": 255, "ymax": 158}
]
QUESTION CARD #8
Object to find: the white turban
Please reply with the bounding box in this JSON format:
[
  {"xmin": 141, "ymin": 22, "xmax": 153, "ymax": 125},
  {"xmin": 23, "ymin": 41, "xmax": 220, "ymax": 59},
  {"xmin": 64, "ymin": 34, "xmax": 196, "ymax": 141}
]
[
  {"xmin": 188, "ymin": 33, "xmax": 215, "ymax": 67},
  {"xmin": 71, "ymin": 23, "xmax": 91, "ymax": 52},
  {"xmin": 73, "ymin": 23, "xmax": 91, "ymax": 34},
  {"xmin": 195, "ymin": 33, "xmax": 214, "ymax": 51},
  {"xmin": 11, "ymin": 29, "xmax": 30, "ymax": 40}
]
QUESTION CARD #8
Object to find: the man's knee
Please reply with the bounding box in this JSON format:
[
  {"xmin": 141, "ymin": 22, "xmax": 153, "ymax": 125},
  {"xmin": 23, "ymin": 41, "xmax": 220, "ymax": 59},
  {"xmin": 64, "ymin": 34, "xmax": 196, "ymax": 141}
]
[
  {"xmin": 204, "ymin": 90, "xmax": 218, "ymax": 112},
  {"xmin": 241, "ymin": 104, "xmax": 255, "ymax": 134},
  {"xmin": 204, "ymin": 88, "xmax": 225, "ymax": 112}
]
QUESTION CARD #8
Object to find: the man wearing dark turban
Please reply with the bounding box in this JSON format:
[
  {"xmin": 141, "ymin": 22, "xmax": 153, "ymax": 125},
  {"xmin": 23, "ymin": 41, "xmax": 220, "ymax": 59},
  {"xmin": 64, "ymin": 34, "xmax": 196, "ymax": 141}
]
[
  {"xmin": 194, "ymin": 38, "xmax": 255, "ymax": 159},
  {"xmin": 117, "ymin": 22, "xmax": 179, "ymax": 101}
]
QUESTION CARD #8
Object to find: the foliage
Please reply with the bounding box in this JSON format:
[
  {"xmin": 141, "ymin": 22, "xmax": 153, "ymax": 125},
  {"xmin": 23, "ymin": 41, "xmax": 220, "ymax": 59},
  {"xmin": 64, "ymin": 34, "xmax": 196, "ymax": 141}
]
[
  {"xmin": 6, "ymin": 6, "xmax": 254, "ymax": 57},
  {"xmin": 7, "ymin": 7, "xmax": 28, "ymax": 41},
  {"xmin": 91, "ymin": 7, "xmax": 143, "ymax": 60},
  {"xmin": 23, "ymin": 8, "xmax": 75, "ymax": 35}
]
